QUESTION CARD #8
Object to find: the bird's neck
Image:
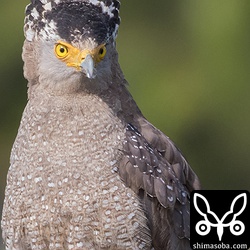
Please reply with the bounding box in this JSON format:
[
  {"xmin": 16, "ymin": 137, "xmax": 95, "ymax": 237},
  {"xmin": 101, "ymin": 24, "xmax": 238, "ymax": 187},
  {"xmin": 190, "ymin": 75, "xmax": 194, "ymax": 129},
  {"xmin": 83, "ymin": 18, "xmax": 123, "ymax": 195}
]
[
  {"xmin": 27, "ymin": 61, "xmax": 143, "ymax": 126},
  {"xmin": 27, "ymin": 78, "xmax": 142, "ymax": 129}
]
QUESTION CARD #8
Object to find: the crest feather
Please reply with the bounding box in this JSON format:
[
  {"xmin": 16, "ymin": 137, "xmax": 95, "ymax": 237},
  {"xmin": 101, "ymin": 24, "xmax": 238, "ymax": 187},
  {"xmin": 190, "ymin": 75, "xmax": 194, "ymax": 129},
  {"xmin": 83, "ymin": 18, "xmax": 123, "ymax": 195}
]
[{"xmin": 24, "ymin": 0, "xmax": 120, "ymax": 42}]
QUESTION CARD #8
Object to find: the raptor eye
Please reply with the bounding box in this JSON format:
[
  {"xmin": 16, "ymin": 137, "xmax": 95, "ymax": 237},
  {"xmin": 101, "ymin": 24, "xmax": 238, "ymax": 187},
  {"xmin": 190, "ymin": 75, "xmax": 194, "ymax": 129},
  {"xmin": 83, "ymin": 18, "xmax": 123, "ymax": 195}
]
[
  {"xmin": 55, "ymin": 43, "xmax": 69, "ymax": 58},
  {"xmin": 97, "ymin": 45, "xmax": 106, "ymax": 61}
]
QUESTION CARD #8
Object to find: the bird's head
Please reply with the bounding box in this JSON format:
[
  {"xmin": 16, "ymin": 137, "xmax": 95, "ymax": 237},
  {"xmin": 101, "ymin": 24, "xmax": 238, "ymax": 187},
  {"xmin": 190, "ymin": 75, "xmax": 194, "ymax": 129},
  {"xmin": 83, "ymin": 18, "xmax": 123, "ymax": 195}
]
[
  {"xmin": 23, "ymin": 0, "xmax": 121, "ymax": 94},
  {"xmin": 54, "ymin": 40, "xmax": 107, "ymax": 79}
]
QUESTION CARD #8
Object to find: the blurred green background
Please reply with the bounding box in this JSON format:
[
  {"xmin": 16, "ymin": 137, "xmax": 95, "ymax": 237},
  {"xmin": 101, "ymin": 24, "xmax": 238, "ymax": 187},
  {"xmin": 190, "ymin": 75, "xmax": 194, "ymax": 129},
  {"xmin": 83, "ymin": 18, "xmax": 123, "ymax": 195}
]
[{"xmin": 0, "ymin": 0, "xmax": 249, "ymax": 248}]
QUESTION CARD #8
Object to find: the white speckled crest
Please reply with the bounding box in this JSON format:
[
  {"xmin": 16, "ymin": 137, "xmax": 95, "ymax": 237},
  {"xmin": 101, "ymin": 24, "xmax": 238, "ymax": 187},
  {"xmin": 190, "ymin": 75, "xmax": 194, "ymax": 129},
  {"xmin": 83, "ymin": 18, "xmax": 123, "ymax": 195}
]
[{"xmin": 24, "ymin": 0, "xmax": 120, "ymax": 42}]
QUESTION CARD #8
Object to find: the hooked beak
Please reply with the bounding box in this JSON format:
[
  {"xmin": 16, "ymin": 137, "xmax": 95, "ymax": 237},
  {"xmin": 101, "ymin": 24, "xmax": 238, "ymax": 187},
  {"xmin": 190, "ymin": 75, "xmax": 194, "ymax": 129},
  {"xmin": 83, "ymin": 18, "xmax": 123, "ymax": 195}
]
[{"xmin": 80, "ymin": 54, "xmax": 96, "ymax": 79}]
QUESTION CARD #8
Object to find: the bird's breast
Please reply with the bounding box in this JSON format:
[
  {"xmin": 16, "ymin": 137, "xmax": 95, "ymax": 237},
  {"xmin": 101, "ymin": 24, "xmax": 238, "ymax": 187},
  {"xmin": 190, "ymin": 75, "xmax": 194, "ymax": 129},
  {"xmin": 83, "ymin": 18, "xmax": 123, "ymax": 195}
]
[{"xmin": 2, "ymin": 94, "xmax": 151, "ymax": 249}]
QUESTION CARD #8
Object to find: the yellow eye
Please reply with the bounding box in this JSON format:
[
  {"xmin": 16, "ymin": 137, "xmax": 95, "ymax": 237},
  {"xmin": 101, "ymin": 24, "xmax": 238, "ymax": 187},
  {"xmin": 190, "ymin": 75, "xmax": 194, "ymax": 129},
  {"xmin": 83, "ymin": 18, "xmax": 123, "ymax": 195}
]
[
  {"xmin": 55, "ymin": 43, "xmax": 69, "ymax": 58},
  {"xmin": 97, "ymin": 45, "xmax": 106, "ymax": 61}
]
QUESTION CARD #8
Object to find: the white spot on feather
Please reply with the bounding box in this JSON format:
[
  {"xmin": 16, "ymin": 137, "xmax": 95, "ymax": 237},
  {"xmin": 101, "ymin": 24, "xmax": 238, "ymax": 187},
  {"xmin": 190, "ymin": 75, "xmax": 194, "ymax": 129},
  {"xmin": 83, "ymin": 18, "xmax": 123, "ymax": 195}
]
[
  {"xmin": 78, "ymin": 130, "xmax": 84, "ymax": 136},
  {"xmin": 168, "ymin": 196, "xmax": 174, "ymax": 202},
  {"xmin": 35, "ymin": 177, "xmax": 42, "ymax": 183},
  {"xmin": 77, "ymin": 242, "xmax": 84, "ymax": 248},
  {"xmin": 44, "ymin": 2, "xmax": 52, "ymax": 10},
  {"xmin": 31, "ymin": 8, "xmax": 39, "ymax": 19}
]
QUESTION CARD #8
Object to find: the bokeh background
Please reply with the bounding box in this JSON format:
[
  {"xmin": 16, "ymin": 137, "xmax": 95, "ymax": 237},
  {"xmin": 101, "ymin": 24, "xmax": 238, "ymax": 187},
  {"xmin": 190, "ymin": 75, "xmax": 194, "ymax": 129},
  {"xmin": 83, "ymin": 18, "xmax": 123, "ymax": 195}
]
[{"xmin": 0, "ymin": 0, "xmax": 249, "ymax": 248}]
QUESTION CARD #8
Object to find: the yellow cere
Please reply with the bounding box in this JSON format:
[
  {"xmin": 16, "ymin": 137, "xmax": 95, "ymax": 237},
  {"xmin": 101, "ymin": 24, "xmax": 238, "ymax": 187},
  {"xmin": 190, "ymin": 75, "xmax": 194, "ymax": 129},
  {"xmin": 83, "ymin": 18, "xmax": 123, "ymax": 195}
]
[{"xmin": 54, "ymin": 41, "xmax": 107, "ymax": 70}]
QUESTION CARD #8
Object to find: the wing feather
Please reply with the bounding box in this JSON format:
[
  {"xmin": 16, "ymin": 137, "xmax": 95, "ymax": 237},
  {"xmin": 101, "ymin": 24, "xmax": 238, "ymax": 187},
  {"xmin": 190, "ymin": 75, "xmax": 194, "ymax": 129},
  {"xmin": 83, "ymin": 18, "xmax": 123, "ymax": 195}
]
[{"xmin": 118, "ymin": 119, "xmax": 201, "ymax": 249}]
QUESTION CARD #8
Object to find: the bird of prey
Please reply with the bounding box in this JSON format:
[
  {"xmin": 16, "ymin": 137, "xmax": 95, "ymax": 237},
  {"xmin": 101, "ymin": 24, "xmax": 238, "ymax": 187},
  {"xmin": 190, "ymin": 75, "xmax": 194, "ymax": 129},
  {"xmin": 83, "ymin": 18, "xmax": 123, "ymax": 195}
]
[{"xmin": 1, "ymin": 0, "xmax": 201, "ymax": 249}]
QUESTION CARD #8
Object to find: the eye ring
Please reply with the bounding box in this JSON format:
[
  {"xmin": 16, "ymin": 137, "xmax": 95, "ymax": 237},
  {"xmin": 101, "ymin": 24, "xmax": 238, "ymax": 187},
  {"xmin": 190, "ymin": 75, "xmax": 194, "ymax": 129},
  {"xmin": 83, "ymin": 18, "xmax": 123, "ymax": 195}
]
[
  {"xmin": 99, "ymin": 48, "xmax": 104, "ymax": 55},
  {"xmin": 98, "ymin": 46, "xmax": 106, "ymax": 60},
  {"xmin": 55, "ymin": 43, "xmax": 69, "ymax": 58}
]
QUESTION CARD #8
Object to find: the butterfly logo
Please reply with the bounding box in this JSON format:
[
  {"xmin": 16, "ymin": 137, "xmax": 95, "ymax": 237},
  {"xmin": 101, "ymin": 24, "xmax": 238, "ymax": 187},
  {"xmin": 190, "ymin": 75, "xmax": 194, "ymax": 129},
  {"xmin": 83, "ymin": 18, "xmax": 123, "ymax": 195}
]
[{"xmin": 193, "ymin": 193, "xmax": 247, "ymax": 241}]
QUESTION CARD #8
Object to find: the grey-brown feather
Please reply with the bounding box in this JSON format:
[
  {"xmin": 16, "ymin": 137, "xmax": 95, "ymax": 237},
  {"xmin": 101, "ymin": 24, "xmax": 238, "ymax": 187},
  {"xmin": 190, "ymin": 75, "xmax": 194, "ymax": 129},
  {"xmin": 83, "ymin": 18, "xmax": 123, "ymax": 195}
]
[{"xmin": 118, "ymin": 121, "xmax": 200, "ymax": 249}]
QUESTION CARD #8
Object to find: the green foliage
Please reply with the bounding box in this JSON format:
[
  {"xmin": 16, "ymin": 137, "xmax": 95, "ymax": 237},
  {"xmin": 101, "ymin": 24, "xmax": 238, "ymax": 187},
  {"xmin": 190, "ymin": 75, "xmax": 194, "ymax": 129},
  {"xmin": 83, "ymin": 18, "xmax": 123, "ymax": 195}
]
[
  {"xmin": 117, "ymin": 0, "xmax": 250, "ymax": 190},
  {"xmin": 0, "ymin": 1, "xmax": 249, "ymax": 248}
]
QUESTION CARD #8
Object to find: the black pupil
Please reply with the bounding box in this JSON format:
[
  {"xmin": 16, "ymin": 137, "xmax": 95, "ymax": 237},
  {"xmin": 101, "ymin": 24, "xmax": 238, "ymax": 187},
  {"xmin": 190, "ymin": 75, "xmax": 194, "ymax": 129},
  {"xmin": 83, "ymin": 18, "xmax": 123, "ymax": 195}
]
[
  {"xmin": 99, "ymin": 48, "xmax": 104, "ymax": 55},
  {"xmin": 60, "ymin": 47, "xmax": 65, "ymax": 53}
]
